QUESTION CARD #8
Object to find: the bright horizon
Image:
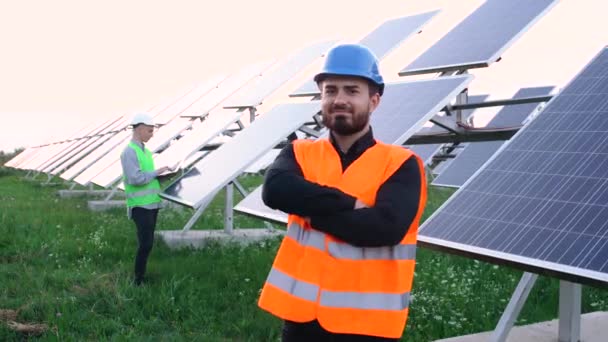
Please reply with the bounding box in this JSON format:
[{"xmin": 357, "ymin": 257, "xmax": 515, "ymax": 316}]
[{"xmin": 1, "ymin": 0, "xmax": 606, "ymax": 153}]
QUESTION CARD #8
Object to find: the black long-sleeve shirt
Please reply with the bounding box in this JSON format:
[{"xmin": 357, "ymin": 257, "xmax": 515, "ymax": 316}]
[{"xmin": 262, "ymin": 128, "xmax": 423, "ymax": 247}]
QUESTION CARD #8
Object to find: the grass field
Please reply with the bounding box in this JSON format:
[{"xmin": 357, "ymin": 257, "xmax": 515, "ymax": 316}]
[{"xmin": 1, "ymin": 166, "xmax": 607, "ymax": 341}]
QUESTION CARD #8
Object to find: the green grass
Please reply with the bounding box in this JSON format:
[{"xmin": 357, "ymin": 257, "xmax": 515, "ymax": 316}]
[{"xmin": 0, "ymin": 169, "xmax": 607, "ymax": 341}]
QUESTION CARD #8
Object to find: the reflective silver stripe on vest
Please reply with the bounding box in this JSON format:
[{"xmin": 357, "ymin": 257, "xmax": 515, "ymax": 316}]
[
  {"xmin": 320, "ymin": 290, "xmax": 410, "ymax": 311},
  {"xmin": 328, "ymin": 243, "xmax": 416, "ymax": 260},
  {"xmin": 266, "ymin": 267, "xmax": 319, "ymax": 302},
  {"xmin": 287, "ymin": 223, "xmax": 326, "ymax": 251},
  {"xmin": 126, "ymin": 188, "xmax": 161, "ymax": 199}
]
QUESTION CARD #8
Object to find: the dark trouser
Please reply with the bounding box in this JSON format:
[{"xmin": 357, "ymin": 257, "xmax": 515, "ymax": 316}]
[
  {"xmin": 282, "ymin": 320, "xmax": 399, "ymax": 342},
  {"xmin": 131, "ymin": 207, "xmax": 159, "ymax": 281}
]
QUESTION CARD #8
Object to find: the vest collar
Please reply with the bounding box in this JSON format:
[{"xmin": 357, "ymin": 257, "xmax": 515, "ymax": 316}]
[{"xmin": 329, "ymin": 127, "xmax": 375, "ymax": 158}]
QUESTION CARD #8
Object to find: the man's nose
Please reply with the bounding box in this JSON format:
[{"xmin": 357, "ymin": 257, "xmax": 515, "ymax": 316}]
[{"xmin": 334, "ymin": 90, "xmax": 348, "ymax": 104}]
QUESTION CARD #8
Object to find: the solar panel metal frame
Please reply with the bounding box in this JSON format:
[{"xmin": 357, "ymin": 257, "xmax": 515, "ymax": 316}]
[
  {"xmin": 290, "ymin": 10, "xmax": 439, "ymax": 98},
  {"xmin": 161, "ymin": 102, "xmax": 321, "ymax": 209},
  {"xmin": 399, "ymin": 0, "xmax": 557, "ymax": 76},
  {"xmin": 419, "ymin": 47, "xmax": 608, "ymax": 286}
]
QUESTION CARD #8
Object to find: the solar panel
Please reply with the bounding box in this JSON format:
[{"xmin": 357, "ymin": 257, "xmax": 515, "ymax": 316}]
[
  {"xmin": 153, "ymin": 109, "xmax": 244, "ymax": 172},
  {"xmin": 371, "ymin": 75, "xmax": 473, "ymax": 145},
  {"xmin": 50, "ymin": 118, "xmax": 128, "ymax": 176},
  {"xmin": 87, "ymin": 118, "xmax": 196, "ymax": 188},
  {"xmin": 62, "ymin": 129, "xmax": 131, "ymax": 182},
  {"xmin": 235, "ymin": 75, "xmax": 473, "ymax": 222},
  {"xmin": 223, "ymin": 40, "xmax": 337, "ymax": 109},
  {"xmin": 180, "ymin": 61, "xmax": 274, "ymax": 118},
  {"xmin": 152, "ymin": 75, "xmax": 227, "ymax": 125},
  {"xmin": 244, "ymin": 149, "xmax": 281, "ymax": 174},
  {"xmin": 399, "ymin": 0, "xmax": 557, "ymax": 76},
  {"xmin": 290, "ymin": 11, "xmax": 439, "ymax": 97},
  {"xmin": 23, "ymin": 120, "xmax": 101, "ymax": 171},
  {"xmin": 432, "ymin": 87, "xmax": 554, "ymax": 187},
  {"xmin": 419, "ymin": 47, "xmax": 608, "ymax": 285},
  {"xmin": 162, "ymin": 102, "xmax": 320, "ymax": 208},
  {"xmin": 146, "ymin": 117, "xmax": 194, "ymax": 152},
  {"xmin": 43, "ymin": 116, "xmax": 125, "ymax": 174},
  {"xmin": 5, "ymin": 147, "xmax": 38, "ymax": 168},
  {"xmin": 235, "ymin": 186, "xmax": 288, "ymax": 223},
  {"xmin": 36, "ymin": 116, "xmax": 121, "ymax": 173},
  {"xmin": 407, "ymin": 94, "xmax": 488, "ymax": 164}
]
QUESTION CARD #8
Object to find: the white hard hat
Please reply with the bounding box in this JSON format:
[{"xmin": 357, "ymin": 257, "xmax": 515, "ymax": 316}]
[{"xmin": 130, "ymin": 113, "xmax": 155, "ymax": 126}]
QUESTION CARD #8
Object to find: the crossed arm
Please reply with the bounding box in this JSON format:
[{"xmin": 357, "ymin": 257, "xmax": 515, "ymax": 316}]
[{"xmin": 262, "ymin": 144, "xmax": 423, "ymax": 247}]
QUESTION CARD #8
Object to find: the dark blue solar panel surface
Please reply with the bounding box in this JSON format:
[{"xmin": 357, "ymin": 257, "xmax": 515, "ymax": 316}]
[
  {"xmin": 420, "ymin": 48, "xmax": 608, "ymax": 284},
  {"xmin": 373, "ymin": 75, "xmax": 473, "ymax": 145},
  {"xmin": 400, "ymin": 0, "xmax": 557, "ymax": 76},
  {"xmin": 290, "ymin": 11, "xmax": 439, "ymax": 97},
  {"xmin": 433, "ymin": 87, "xmax": 554, "ymax": 187}
]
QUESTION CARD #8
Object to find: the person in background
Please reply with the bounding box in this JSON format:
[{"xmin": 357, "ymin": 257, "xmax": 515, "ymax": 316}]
[
  {"xmin": 258, "ymin": 44, "xmax": 427, "ymax": 341},
  {"xmin": 120, "ymin": 113, "xmax": 170, "ymax": 286}
]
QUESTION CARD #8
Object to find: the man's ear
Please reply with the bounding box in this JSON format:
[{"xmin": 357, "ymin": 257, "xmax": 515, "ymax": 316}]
[{"xmin": 370, "ymin": 93, "xmax": 381, "ymax": 112}]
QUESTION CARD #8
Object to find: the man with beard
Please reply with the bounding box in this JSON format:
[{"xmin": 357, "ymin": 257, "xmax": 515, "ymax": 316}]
[{"xmin": 258, "ymin": 44, "xmax": 427, "ymax": 341}]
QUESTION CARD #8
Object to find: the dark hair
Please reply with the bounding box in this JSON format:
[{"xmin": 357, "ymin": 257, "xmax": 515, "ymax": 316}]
[
  {"xmin": 316, "ymin": 75, "xmax": 381, "ymax": 97},
  {"xmin": 367, "ymin": 81, "xmax": 381, "ymax": 97}
]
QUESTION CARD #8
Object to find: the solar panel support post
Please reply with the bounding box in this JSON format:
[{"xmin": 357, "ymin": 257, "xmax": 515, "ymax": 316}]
[
  {"xmin": 103, "ymin": 186, "xmax": 119, "ymax": 202},
  {"xmin": 43, "ymin": 173, "xmax": 53, "ymax": 185},
  {"xmin": 248, "ymin": 107, "xmax": 257, "ymax": 123},
  {"xmin": 233, "ymin": 180, "xmax": 275, "ymax": 231},
  {"xmin": 455, "ymin": 90, "xmax": 468, "ymax": 125},
  {"xmin": 182, "ymin": 196, "xmax": 214, "ymax": 231},
  {"xmin": 490, "ymin": 272, "xmax": 538, "ymax": 342},
  {"xmin": 558, "ymin": 280, "xmax": 581, "ymax": 342},
  {"xmin": 224, "ymin": 183, "xmax": 234, "ymax": 234}
]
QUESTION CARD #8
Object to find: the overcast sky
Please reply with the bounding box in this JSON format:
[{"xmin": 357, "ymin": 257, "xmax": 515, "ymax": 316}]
[{"xmin": 1, "ymin": 0, "xmax": 606, "ymax": 153}]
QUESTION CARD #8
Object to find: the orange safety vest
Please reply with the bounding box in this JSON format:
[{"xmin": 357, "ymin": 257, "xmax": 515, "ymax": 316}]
[{"xmin": 258, "ymin": 138, "xmax": 427, "ymax": 338}]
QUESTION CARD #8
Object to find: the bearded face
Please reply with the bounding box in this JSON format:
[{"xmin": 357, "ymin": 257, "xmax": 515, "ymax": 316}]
[{"xmin": 320, "ymin": 76, "xmax": 380, "ymax": 136}]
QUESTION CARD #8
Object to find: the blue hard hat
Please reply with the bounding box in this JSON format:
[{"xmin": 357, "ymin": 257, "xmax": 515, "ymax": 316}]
[{"xmin": 314, "ymin": 43, "xmax": 384, "ymax": 96}]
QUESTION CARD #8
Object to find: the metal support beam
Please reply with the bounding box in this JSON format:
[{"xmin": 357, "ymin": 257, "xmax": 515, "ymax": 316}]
[
  {"xmin": 103, "ymin": 186, "xmax": 119, "ymax": 201},
  {"xmin": 405, "ymin": 127, "xmax": 520, "ymax": 145},
  {"xmin": 429, "ymin": 114, "xmax": 466, "ymax": 134},
  {"xmin": 490, "ymin": 272, "xmax": 538, "ymax": 342},
  {"xmin": 248, "ymin": 107, "xmax": 257, "ymax": 123},
  {"xmin": 558, "ymin": 281, "xmax": 581, "ymax": 342},
  {"xmin": 182, "ymin": 196, "xmax": 214, "ymax": 231},
  {"xmin": 298, "ymin": 125, "xmax": 323, "ymax": 138},
  {"xmin": 446, "ymin": 95, "xmax": 553, "ymax": 111},
  {"xmin": 224, "ymin": 183, "xmax": 234, "ymax": 234}
]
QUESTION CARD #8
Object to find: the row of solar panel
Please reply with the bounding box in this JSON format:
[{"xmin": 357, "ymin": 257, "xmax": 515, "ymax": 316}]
[{"xmin": 12, "ymin": 0, "xmax": 608, "ymax": 288}]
